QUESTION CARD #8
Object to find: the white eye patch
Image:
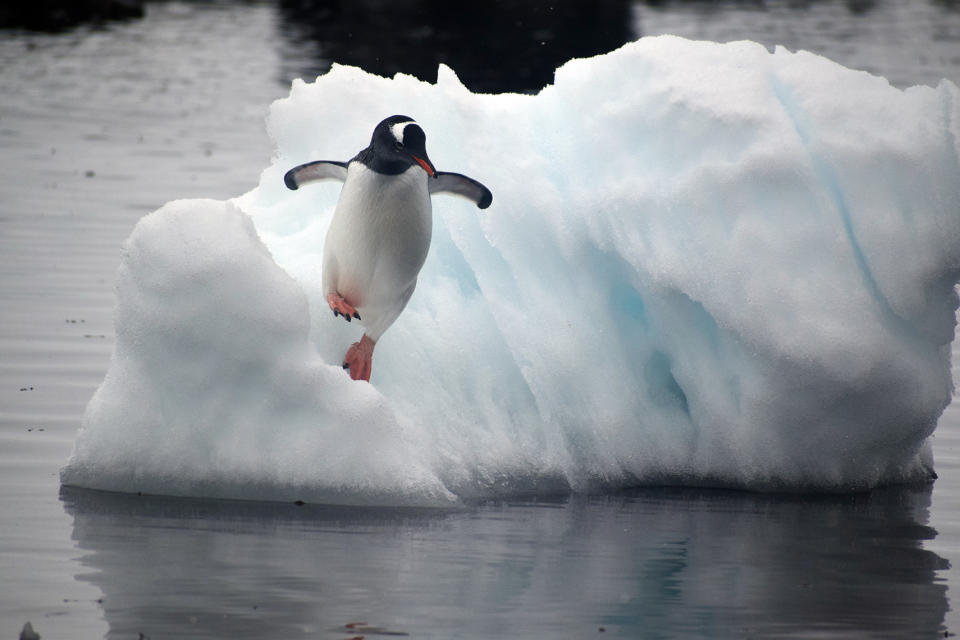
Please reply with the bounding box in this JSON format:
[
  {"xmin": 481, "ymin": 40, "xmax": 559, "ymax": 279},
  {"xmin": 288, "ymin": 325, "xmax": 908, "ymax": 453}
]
[{"xmin": 390, "ymin": 120, "xmax": 415, "ymax": 145}]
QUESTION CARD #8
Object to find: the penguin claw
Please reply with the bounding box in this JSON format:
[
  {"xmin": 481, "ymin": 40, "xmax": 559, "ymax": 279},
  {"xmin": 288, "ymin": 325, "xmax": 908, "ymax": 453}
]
[{"xmin": 327, "ymin": 293, "xmax": 361, "ymax": 322}]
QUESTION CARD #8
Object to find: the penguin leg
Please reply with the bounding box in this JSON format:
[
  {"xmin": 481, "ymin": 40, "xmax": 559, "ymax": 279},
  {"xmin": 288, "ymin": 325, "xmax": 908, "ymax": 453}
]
[
  {"xmin": 327, "ymin": 292, "xmax": 361, "ymax": 322},
  {"xmin": 343, "ymin": 334, "xmax": 375, "ymax": 381}
]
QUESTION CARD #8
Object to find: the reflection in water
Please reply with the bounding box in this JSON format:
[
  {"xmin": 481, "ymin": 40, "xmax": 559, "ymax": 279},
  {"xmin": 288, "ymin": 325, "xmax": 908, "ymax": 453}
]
[
  {"xmin": 276, "ymin": 0, "xmax": 634, "ymax": 93},
  {"xmin": 62, "ymin": 485, "xmax": 949, "ymax": 639}
]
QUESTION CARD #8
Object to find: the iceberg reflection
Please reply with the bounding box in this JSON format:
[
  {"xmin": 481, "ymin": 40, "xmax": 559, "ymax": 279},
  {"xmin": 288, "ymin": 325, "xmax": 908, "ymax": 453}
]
[{"xmin": 62, "ymin": 485, "xmax": 949, "ymax": 638}]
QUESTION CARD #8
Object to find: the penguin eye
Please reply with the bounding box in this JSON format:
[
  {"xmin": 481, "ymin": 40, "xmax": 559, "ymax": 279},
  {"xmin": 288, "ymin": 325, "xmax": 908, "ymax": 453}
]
[{"xmin": 394, "ymin": 141, "xmax": 404, "ymax": 151}]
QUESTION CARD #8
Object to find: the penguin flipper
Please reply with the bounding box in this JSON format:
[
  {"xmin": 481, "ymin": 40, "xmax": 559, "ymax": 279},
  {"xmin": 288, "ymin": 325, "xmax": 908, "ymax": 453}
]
[
  {"xmin": 284, "ymin": 160, "xmax": 349, "ymax": 190},
  {"xmin": 430, "ymin": 172, "xmax": 493, "ymax": 209}
]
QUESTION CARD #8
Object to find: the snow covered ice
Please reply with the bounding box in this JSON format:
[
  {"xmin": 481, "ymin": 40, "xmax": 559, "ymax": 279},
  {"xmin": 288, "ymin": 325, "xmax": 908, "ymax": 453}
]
[{"xmin": 61, "ymin": 36, "xmax": 960, "ymax": 505}]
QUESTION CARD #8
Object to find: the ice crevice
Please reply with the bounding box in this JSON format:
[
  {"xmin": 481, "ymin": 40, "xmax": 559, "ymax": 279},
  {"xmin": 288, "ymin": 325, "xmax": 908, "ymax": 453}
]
[
  {"xmin": 61, "ymin": 36, "xmax": 960, "ymax": 505},
  {"xmin": 767, "ymin": 70, "xmax": 909, "ymax": 347}
]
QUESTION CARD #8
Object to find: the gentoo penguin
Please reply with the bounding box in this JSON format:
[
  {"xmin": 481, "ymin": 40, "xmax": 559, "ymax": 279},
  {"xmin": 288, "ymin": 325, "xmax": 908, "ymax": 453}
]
[{"xmin": 284, "ymin": 115, "xmax": 492, "ymax": 381}]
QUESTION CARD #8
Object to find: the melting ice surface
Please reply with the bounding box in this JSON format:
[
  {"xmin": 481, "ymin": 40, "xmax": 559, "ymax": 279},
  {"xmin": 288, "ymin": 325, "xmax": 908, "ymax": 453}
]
[{"xmin": 61, "ymin": 36, "xmax": 960, "ymax": 505}]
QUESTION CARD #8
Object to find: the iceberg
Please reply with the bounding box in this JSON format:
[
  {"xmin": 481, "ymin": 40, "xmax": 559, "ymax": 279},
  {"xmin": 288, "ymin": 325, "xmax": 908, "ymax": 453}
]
[{"xmin": 61, "ymin": 36, "xmax": 960, "ymax": 505}]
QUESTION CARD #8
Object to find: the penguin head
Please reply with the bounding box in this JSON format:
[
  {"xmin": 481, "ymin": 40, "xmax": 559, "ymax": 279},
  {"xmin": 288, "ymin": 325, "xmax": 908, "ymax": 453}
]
[{"xmin": 364, "ymin": 115, "xmax": 437, "ymax": 177}]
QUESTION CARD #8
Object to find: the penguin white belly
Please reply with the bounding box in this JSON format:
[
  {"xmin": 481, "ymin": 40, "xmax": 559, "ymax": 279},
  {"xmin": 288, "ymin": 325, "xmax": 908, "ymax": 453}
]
[{"xmin": 322, "ymin": 163, "xmax": 432, "ymax": 341}]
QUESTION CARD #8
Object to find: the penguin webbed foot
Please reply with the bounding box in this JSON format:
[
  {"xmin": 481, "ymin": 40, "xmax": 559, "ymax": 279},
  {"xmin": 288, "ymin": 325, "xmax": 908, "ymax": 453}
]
[
  {"xmin": 327, "ymin": 292, "xmax": 361, "ymax": 322},
  {"xmin": 343, "ymin": 335, "xmax": 375, "ymax": 382}
]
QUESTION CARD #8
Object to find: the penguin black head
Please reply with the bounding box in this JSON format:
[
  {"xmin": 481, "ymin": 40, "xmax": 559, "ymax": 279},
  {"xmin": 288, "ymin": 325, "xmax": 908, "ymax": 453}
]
[{"xmin": 359, "ymin": 115, "xmax": 437, "ymax": 178}]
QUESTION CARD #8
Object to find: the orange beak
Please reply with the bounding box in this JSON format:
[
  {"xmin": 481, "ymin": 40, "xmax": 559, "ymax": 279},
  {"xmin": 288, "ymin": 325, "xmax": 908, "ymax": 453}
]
[{"xmin": 412, "ymin": 155, "xmax": 436, "ymax": 178}]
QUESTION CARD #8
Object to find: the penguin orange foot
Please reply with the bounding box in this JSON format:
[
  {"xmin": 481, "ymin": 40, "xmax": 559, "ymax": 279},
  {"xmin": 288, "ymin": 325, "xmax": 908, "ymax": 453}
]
[
  {"xmin": 343, "ymin": 334, "xmax": 375, "ymax": 381},
  {"xmin": 327, "ymin": 292, "xmax": 360, "ymax": 322}
]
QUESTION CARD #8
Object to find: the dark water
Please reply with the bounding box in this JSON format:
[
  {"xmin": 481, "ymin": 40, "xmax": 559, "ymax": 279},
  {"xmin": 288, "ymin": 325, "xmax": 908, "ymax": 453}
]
[
  {"xmin": 276, "ymin": 0, "xmax": 960, "ymax": 92},
  {"xmin": 2, "ymin": 1, "xmax": 960, "ymax": 637},
  {"xmin": 276, "ymin": 0, "xmax": 634, "ymax": 93},
  {"xmin": 59, "ymin": 486, "xmax": 947, "ymax": 639}
]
